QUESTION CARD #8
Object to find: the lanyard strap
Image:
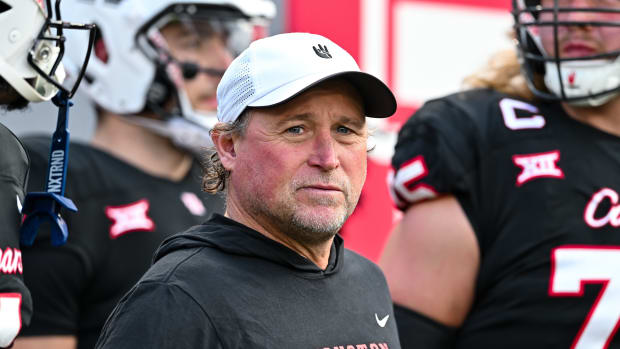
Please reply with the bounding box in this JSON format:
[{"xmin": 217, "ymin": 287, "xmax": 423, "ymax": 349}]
[
  {"xmin": 20, "ymin": 92, "xmax": 78, "ymax": 246},
  {"xmin": 44, "ymin": 92, "xmax": 71, "ymax": 195}
]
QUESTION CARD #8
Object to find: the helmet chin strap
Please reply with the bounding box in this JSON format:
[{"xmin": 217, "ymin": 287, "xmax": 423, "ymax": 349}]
[
  {"xmin": 176, "ymin": 87, "xmax": 219, "ymax": 130},
  {"xmin": 544, "ymin": 58, "xmax": 620, "ymax": 107},
  {"xmin": 122, "ymin": 114, "xmax": 214, "ymax": 156}
]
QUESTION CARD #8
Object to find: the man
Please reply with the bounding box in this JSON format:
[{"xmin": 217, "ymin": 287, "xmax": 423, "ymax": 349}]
[
  {"xmin": 95, "ymin": 32, "xmax": 400, "ymax": 348},
  {"xmin": 0, "ymin": 0, "xmax": 93, "ymax": 347},
  {"xmin": 381, "ymin": 0, "xmax": 620, "ymax": 347},
  {"xmin": 15, "ymin": 1, "xmax": 275, "ymax": 348}
]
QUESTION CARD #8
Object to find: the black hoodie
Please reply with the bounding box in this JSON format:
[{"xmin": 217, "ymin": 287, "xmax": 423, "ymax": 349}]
[{"xmin": 96, "ymin": 214, "xmax": 400, "ymax": 349}]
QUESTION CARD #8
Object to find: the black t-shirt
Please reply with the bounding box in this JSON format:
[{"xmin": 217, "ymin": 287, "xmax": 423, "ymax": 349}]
[
  {"xmin": 390, "ymin": 88, "xmax": 620, "ymax": 348},
  {"xmin": 19, "ymin": 136, "xmax": 225, "ymax": 349},
  {"xmin": 96, "ymin": 214, "xmax": 401, "ymax": 349},
  {"xmin": 0, "ymin": 123, "xmax": 32, "ymax": 347}
]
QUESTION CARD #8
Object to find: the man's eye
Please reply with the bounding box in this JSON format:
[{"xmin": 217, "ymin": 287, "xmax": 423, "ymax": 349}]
[
  {"xmin": 337, "ymin": 126, "xmax": 352, "ymax": 134},
  {"xmin": 287, "ymin": 126, "xmax": 304, "ymax": 134}
]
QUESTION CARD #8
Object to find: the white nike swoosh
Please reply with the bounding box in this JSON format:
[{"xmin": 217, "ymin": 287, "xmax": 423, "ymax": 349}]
[
  {"xmin": 16, "ymin": 195, "xmax": 22, "ymax": 214},
  {"xmin": 375, "ymin": 313, "xmax": 389, "ymax": 328}
]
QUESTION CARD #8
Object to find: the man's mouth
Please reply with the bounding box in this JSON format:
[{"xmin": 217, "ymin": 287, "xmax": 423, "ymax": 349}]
[
  {"xmin": 561, "ymin": 41, "xmax": 598, "ymax": 58},
  {"xmin": 298, "ymin": 184, "xmax": 344, "ymax": 196}
]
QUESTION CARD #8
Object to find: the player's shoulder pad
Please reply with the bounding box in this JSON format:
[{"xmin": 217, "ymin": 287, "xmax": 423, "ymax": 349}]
[
  {"xmin": 411, "ymin": 88, "xmax": 521, "ymax": 138},
  {"xmin": 390, "ymin": 88, "xmax": 524, "ymax": 209}
]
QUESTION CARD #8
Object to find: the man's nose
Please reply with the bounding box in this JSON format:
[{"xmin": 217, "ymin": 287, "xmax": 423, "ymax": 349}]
[
  {"xmin": 562, "ymin": 0, "xmax": 600, "ymax": 22},
  {"xmin": 308, "ymin": 130, "xmax": 340, "ymax": 171}
]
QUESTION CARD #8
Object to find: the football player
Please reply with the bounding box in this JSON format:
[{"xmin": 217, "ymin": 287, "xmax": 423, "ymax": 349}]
[
  {"xmin": 381, "ymin": 0, "xmax": 620, "ymax": 347},
  {"xmin": 13, "ymin": 1, "xmax": 274, "ymax": 349},
  {"xmin": 0, "ymin": 0, "xmax": 92, "ymax": 347}
]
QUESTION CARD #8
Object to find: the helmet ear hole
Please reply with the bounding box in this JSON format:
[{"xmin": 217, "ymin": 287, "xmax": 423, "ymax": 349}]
[
  {"xmin": 93, "ymin": 25, "xmax": 108, "ymax": 64},
  {"xmin": 145, "ymin": 64, "xmax": 174, "ymax": 114}
]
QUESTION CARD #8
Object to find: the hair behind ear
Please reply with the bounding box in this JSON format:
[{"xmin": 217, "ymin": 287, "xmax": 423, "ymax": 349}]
[{"xmin": 201, "ymin": 109, "xmax": 253, "ymax": 193}]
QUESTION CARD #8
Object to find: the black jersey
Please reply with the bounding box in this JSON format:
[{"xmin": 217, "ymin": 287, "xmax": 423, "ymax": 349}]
[
  {"xmin": 96, "ymin": 214, "xmax": 400, "ymax": 349},
  {"xmin": 390, "ymin": 88, "xmax": 620, "ymax": 349},
  {"xmin": 19, "ymin": 136, "xmax": 225, "ymax": 349},
  {"xmin": 0, "ymin": 123, "xmax": 32, "ymax": 347}
]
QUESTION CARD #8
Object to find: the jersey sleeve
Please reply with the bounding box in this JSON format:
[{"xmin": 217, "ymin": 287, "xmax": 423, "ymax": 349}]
[
  {"xmin": 96, "ymin": 281, "xmax": 222, "ymax": 349},
  {"xmin": 0, "ymin": 125, "xmax": 32, "ymax": 347},
  {"xmin": 389, "ymin": 97, "xmax": 481, "ymax": 214},
  {"xmin": 18, "ymin": 137, "xmax": 89, "ymax": 337}
]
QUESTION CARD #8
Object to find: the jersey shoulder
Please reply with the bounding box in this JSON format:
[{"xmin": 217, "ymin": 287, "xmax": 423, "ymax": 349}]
[
  {"xmin": 390, "ymin": 88, "xmax": 541, "ymax": 209},
  {"xmin": 0, "ymin": 123, "xmax": 29, "ymax": 183}
]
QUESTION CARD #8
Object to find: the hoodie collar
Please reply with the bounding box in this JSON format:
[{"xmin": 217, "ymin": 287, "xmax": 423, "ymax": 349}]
[{"xmin": 154, "ymin": 214, "xmax": 344, "ymax": 277}]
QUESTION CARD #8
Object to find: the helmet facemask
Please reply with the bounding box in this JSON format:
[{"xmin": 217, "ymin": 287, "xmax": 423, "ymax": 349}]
[
  {"xmin": 132, "ymin": 3, "xmax": 269, "ymax": 152},
  {"xmin": 0, "ymin": 0, "xmax": 95, "ymax": 104},
  {"xmin": 513, "ymin": 0, "xmax": 620, "ymax": 106},
  {"xmin": 28, "ymin": 0, "xmax": 96, "ymax": 99},
  {"xmin": 132, "ymin": 4, "xmax": 267, "ymax": 150}
]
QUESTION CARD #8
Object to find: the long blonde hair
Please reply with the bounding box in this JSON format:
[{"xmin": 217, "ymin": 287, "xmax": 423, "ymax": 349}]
[{"xmin": 463, "ymin": 48, "xmax": 535, "ymax": 100}]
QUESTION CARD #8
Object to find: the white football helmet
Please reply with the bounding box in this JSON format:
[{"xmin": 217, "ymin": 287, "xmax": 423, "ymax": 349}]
[
  {"xmin": 513, "ymin": 0, "xmax": 620, "ymax": 106},
  {"xmin": 0, "ymin": 0, "xmax": 94, "ymax": 103},
  {"xmin": 60, "ymin": 0, "xmax": 275, "ymax": 152}
]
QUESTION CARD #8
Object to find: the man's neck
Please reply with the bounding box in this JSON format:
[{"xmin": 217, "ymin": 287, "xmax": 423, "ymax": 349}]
[
  {"xmin": 563, "ymin": 95, "xmax": 620, "ymax": 137},
  {"xmin": 91, "ymin": 111, "xmax": 192, "ymax": 181},
  {"xmin": 224, "ymin": 198, "xmax": 334, "ymax": 270}
]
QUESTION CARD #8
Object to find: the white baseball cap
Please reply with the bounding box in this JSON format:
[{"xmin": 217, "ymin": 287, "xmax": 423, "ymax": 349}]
[{"xmin": 216, "ymin": 32, "xmax": 397, "ymax": 123}]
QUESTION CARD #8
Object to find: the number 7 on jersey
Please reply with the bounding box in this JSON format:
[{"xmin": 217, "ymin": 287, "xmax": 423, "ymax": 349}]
[{"xmin": 550, "ymin": 246, "xmax": 620, "ymax": 349}]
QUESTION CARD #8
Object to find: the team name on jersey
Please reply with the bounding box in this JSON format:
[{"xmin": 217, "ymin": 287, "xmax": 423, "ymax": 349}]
[
  {"xmin": 512, "ymin": 150, "xmax": 564, "ymax": 186},
  {"xmin": 0, "ymin": 248, "xmax": 22, "ymax": 274},
  {"xmin": 323, "ymin": 343, "xmax": 390, "ymax": 349},
  {"xmin": 584, "ymin": 188, "xmax": 620, "ymax": 228}
]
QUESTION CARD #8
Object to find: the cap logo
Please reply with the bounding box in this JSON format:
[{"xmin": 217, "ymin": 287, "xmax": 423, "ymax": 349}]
[{"xmin": 313, "ymin": 44, "xmax": 332, "ymax": 59}]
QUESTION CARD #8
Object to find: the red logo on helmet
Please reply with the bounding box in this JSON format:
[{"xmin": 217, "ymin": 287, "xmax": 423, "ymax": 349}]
[{"xmin": 568, "ymin": 71, "xmax": 577, "ymax": 87}]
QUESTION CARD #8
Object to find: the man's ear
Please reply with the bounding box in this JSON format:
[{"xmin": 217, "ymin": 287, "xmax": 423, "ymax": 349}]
[{"xmin": 211, "ymin": 130, "xmax": 236, "ymax": 171}]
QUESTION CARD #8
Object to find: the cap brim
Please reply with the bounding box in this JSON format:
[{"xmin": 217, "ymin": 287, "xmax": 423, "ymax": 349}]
[{"xmin": 247, "ymin": 70, "xmax": 397, "ymax": 118}]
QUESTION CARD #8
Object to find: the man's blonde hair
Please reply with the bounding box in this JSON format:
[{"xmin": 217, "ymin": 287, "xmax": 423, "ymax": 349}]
[{"xmin": 463, "ymin": 48, "xmax": 535, "ymax": 100}]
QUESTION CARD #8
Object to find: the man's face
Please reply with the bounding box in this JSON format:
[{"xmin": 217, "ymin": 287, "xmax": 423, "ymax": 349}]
[
  {"xmin": 160, "ymin": 20, "xmax": 234, "ymax": 113},
  {"xmin": 229, "ymin": 80, "xmax": 367, "ymax": 245},
  {"xmin": 539, "ymin": 0, "xmax": 620, "ymax": 59}
]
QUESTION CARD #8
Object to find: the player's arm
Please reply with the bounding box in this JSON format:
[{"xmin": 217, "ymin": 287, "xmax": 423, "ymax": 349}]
[
  {"xmin": 13, "ymin": 336, "xmax": 76, "ymax": 349},
  {"xmin": 0, "ymin": 129, "xmax": 32, "ymax": 348},
  {"xmin": 383, "ymin": 96, "xmax": 485, "ymax": 347},
  {"xmin": 380, "ymin": 195, "xmax": 479, "ymax": 347}
]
